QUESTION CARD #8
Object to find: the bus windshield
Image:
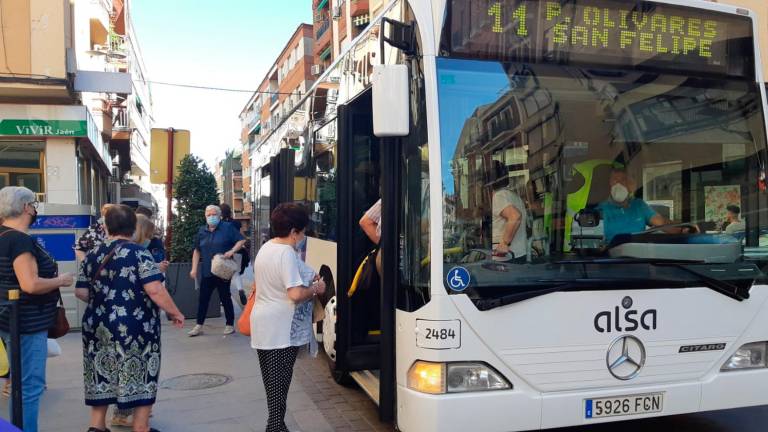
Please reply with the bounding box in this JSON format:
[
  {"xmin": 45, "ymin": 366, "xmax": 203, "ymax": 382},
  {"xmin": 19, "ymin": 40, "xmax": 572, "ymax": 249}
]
[{"xmin": 437, "ymin": 57, "xmax": 768, "ymax": 305}]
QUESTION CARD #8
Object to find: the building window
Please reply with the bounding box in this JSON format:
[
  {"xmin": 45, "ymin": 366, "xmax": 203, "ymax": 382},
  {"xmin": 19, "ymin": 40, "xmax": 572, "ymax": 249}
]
[
  {"xmin": 0, "ymin": 144, "xmax": 45, "ymax": 194},
  {"xmin": 78, "ymin": 155, "xmax": 94, "ymax": 206}
]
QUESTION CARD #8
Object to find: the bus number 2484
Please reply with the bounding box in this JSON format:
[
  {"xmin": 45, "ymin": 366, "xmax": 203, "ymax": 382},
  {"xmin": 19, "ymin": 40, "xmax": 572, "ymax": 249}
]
[{"xmin": 425, "ymin": 328, "xmax": 456, "ymax": 340}]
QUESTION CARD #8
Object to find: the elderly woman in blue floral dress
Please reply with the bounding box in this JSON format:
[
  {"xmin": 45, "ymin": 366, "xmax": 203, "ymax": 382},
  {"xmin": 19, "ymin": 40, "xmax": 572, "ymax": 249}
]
[{"xmin": 76, "ymin": 205, "xmax": 184, "ymax": 432}]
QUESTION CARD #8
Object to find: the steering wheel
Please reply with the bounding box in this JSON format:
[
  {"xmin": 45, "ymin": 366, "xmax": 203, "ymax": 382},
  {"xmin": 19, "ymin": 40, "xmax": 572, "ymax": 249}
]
[{"xmin": 639, "ymin": 222, "xmax": 700, "ymax": 235}]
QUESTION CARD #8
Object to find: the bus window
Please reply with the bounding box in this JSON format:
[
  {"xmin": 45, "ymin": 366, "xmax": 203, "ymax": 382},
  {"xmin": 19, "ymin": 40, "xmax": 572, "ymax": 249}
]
[
  {"xmin": 438, "ymin": 58, "xmax": 768, "ymax": 307},
  {"xmin": 398, "ymin": 19, "xmax": 430, "ymax": 311}
]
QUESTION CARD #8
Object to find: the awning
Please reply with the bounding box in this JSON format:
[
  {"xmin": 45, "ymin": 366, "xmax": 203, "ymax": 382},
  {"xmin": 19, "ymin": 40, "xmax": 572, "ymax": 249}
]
[
  {"xmin": 316, "ymin": 0, "xmax": 328, "ymax": 11},
  {"xmin": 319, "ymin": 46, "xmax": 332, "ymax": 60}
]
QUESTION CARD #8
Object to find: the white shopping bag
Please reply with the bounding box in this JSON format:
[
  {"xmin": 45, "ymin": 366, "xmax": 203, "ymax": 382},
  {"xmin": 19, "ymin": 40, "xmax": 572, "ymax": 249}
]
[
  {"xmin": 230, "ymin": 272, "xmax": 243, "ymax": 314},
  {"xmin": 47, "ymin": 339, "xmax": 62, "ymax": 358},
  {"xmin": 241, "ymin": 263, "xmax": 255, "ymax": 295}
]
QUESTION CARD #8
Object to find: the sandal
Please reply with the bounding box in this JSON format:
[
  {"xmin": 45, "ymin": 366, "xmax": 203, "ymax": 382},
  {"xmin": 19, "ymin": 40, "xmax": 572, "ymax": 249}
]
[{"xmin": 111, "ymin": 414, "xmax": 131, "ymax": 427}]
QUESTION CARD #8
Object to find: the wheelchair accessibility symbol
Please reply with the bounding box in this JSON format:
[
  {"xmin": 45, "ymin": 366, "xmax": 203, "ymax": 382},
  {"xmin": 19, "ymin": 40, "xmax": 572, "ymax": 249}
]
[{"xmin": 446, "ymin": 267, "xmax": 470, "ymax": 292}]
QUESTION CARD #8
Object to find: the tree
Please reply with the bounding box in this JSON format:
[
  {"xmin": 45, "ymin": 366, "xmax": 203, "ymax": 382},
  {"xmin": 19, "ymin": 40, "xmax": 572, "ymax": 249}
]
[{"xmin": 169, "ymin": 154, "xmax": 218, "ymax": 262}]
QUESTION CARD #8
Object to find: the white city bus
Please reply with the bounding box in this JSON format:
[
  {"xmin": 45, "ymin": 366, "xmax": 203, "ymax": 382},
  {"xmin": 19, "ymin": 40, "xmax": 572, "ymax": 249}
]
[{"xmin": 250, "ymin": 0, "xmax": 768, "ymax": 430}]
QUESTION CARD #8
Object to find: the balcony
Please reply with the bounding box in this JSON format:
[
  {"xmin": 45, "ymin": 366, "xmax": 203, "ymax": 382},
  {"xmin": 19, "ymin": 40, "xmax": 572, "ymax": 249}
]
[
  {"xmin": 315, "ymin": 19, "xmax": 330, "ymax": 39},
  {"xmin": 0, "ymin": 0, "xmax": 69, "ymax": 99},
  {"xmin": 111, "ymin": 106, "xmax": 131, "ymax": 141},
  {"xmin": 107, "ymin": 33, "xmax": 129, "ymax": 65},
  {"xmin": 113, "ymin": 106, "xmax": 130, "ymax": 129},
  {"xmin": 120, "ymin": 182, "xmax": 155, "ymax": 209}
]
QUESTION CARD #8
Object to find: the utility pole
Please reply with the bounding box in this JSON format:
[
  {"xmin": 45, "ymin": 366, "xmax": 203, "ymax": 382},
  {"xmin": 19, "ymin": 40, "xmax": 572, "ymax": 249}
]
[{"xmin": 165, "ymin": 127, "xmax": 174, "ymax": 250}]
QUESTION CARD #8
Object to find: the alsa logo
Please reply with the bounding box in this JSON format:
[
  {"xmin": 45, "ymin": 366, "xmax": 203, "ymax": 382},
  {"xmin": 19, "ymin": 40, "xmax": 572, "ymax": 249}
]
[{"xmin": 594, "ymin": 297, "xmax": 657, "ymax": 333}]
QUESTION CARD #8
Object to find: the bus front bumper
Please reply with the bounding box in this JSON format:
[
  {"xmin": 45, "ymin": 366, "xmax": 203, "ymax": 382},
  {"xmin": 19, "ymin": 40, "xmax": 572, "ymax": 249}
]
[{"xmin": 396, "ymin": 369, "xmax": 768, "ymax": 431}]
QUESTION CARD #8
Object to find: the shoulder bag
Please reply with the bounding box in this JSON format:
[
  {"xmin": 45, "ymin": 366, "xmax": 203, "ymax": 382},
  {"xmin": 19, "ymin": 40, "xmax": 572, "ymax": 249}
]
[
  {"xmin": 237, "ymin": 287, "xmax": 256, "ymax": 335},
  {"xmin": 47, "ymin": 293, "xmax": 69, "ymax": 339}
]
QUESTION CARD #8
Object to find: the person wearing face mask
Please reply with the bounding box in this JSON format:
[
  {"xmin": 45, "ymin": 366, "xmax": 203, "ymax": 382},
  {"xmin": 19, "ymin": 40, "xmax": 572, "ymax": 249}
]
[
  {"xmin": 250, "ymin": 203, "xmax": 326, "ymax": 432},
  {"xmin": 0, "ymin": 187, "xmax": 75, "ymax": 432},
  {"xmin": 134, "ymin": 215, "xmax": 169, "ymax": 273},
  {"xmin": 135, "ymin": 206, "xmax": 166, "ymax": 268},
  {"xmin": 596, "ymin": 168, "xmax": 673, "ymax": 244},
  {"xmin": 188, "ymin": 205, "xmax": 246, "ymax": 336}
]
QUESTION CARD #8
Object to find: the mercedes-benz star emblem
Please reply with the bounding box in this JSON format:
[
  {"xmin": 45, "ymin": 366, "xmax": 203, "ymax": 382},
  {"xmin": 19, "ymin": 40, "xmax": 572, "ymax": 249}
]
[{"xmin": 606, "ymin": 335, "xmax": 646, "ymax": 380}]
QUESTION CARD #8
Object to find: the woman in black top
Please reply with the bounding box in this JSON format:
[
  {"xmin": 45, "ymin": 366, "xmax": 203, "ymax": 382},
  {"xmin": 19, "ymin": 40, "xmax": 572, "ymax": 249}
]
[{"xmin": 0, "ymin": 186, "xmax": 74, "ymax": 432}]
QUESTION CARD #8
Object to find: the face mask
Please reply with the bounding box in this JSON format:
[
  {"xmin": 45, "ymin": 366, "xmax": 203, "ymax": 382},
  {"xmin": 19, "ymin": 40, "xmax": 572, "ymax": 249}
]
[
  {"xmin": 98, "ymin": 217, "xmax": 105, "ymax": 225},
  {"xmin": 206, "ymin": 215, "xmax": 220, "ymax": 227},
  {"xmin": 141, "ymin": 239, "xmax": 151, "ymax": 248},
  {"xmin": 611, "ymin": 183, "xmax": 630, "ymax": 203},
  {"xmin": 29, "ymin": 208, "xmax": 37, "ymax": 226}
]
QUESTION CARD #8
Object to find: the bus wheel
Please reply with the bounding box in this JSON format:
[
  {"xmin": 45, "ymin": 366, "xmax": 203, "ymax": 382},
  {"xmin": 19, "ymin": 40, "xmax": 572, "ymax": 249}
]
[{"xmin": 332, "ymin": 369, "xmax": 354, "ymax": 387}]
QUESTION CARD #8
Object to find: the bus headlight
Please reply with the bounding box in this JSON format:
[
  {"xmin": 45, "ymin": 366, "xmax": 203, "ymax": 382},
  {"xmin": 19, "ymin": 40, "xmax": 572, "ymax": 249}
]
[
  {"xmin": 407, "ymin": 361, "xmax": 511, "ymax": 394},
  {"xmin": 721, "ymin": 342, "xmax": 768, "ymax": 371}
]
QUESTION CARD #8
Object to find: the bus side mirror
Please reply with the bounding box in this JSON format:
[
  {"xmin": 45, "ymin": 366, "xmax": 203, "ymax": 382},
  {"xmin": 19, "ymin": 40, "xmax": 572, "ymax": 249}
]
[{"xmin": 372, "ymin": 64, "xmax": 410, "ymax": 138}]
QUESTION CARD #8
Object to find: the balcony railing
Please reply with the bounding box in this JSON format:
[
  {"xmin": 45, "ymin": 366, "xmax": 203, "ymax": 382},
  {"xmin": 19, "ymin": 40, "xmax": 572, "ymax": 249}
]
[
  {"xmin": 316, "ymin": 19, "xmax": 331, "ymax": 39},
  {"xmin": 112, "ymin": 106, "xmax": 130, "ymax": 130},
  {"xmin": 107, "ymin": 33, "xmax": 128, "ymax": 64}
]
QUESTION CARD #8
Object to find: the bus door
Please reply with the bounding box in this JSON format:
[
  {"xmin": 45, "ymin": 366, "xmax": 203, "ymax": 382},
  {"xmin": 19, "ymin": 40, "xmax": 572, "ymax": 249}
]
[
  {"xmin": 253, "ymin": 149, "xmax": 295, "ymax": 248},
  {"xmin": 336, "ymin": 86, "xmax": 404, "ymax": 421},
  {"xmin": 269, "ymin": 148, "xmax": 295, "ymax": 212},
  {"xmin": 335, "ymin": 89, "xmax": 383, "ymax": 373}
]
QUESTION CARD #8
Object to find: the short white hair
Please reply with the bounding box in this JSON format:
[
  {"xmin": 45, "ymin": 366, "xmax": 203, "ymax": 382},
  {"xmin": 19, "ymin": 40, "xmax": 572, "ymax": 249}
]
[
  {"xmin": 0, "ymin": 187, "xmax": 35, "ymax": 219},
  {"xmin": 205, "ymin": 205, "xmax": 221, "ymax": 216}
]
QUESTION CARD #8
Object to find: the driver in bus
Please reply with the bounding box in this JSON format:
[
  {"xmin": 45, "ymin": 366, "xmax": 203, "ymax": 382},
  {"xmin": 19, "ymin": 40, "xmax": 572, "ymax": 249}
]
[{"xmin": 596, "ymin": 168, "xmax": 675, "ymax": 244}]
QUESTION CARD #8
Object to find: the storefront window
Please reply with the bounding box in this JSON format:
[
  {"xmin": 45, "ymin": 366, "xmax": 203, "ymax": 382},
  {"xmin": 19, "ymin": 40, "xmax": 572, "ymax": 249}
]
[{"xmin": 0, "ymin": 144, "xmax": 44, "ymax": 194}]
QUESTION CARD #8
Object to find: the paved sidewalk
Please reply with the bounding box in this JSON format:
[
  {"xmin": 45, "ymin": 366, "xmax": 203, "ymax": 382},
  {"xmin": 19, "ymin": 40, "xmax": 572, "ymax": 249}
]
[{"xmin": 2, "ymin": 318, "xmax": 392, "ymax": 432}]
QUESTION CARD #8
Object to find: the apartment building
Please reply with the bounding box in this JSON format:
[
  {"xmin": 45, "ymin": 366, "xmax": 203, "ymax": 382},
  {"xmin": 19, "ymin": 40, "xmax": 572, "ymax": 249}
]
[
  {"xmin": 215, "ymin": 150, "xmax": 248, "ymax": 233},
  {"xmin": 0, "ymin": 0, "xmax": 155, "ymax": 324},
  {"xmin": 108, "ymin": 0, "xmax": 157, "ymax": 213},
  {"xmin": 313, "ymin": 0, "xmax": 371, "ymax": 74},
  {"xmin": 239, "ymin": 24, "xmax": 315, "ymax": 228}
]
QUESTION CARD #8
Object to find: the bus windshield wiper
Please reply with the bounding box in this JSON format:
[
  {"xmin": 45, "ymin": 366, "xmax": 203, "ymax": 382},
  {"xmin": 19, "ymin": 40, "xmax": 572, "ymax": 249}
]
[
  {"xmin": 474, "ymin": 283, "xmax": 576, "ymax": 311},
  {"xmin": 649, "ymin": 261, "xmax": 748, "ymax": 301},
  {"xmin": 473, "ymin": 259, "xmax": 751, "ymax": 310},
  {"xmin": 557, "ymin": 258, "xmax": 748, "ymax": 301},
  {"xmin": 473, "ymin": 278, "xmax": 660, "ymax": 311}
]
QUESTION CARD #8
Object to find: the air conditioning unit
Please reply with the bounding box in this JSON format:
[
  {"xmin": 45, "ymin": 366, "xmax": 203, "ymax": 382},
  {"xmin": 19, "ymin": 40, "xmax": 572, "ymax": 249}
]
[
  {"xmin": 332, "ymin": 5, "xmax": 342, "ymax": 20},
  {"xmin": 311, "ymin": 64, "xmax": 324, "ymax": 76}
]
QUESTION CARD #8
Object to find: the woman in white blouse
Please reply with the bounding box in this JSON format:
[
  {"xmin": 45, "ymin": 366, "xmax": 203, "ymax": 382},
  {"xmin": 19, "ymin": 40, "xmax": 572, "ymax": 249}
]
[{"xmin": 250, "ymin": 203, "xmax": 326, "ymax": 432}]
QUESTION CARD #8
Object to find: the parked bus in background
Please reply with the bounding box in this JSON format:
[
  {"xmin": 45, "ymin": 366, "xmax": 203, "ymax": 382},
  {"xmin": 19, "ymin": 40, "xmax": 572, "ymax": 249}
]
[{"xmin": 251, "ymin": 1, "xmax": 768, "ymax": 430}]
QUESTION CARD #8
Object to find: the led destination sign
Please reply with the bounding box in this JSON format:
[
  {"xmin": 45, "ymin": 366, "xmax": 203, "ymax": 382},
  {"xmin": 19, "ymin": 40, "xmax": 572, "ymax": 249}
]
[
  {"xmin": 540, "ymin": 3, "xmax": 719, "ymax": 59},
  {"xmin": 442, "ymin": 0, "xmax": 755, "ymax": 77}
]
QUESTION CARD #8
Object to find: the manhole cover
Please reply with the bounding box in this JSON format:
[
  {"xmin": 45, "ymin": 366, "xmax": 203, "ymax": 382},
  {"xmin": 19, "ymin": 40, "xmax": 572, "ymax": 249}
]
[{"xmin": 160, "ymin": 373, "xmax": 231, "ymax": 391}]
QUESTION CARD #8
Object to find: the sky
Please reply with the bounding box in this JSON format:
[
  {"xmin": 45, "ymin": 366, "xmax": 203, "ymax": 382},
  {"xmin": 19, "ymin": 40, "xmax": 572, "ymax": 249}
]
[
  {"xmin": 130, "ymin": 0, "xmax": 312, "ymax": 170},
  {"xmin": 437, "ymin": 58, "xmax": 510, "ymax": 194}
]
